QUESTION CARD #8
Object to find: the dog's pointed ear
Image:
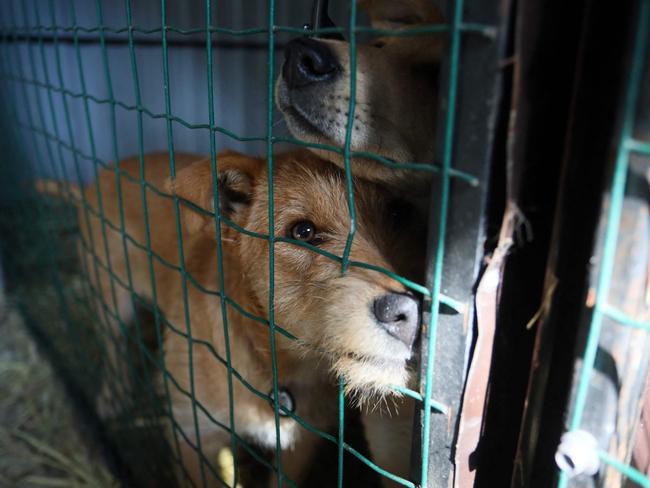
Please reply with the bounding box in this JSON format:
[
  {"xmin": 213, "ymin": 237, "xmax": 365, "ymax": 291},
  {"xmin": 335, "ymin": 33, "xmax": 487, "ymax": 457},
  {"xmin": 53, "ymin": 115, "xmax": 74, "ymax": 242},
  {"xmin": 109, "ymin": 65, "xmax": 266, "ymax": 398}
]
[{"xmin": 165, "ymin": 151, "xmax": 261, "ymax": 234}]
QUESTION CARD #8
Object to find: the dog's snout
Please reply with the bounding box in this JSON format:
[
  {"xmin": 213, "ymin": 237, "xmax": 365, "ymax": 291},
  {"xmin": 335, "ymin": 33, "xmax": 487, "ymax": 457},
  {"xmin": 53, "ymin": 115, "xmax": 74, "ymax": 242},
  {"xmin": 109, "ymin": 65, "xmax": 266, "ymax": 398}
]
[
  {"xmin": 283, "ymin": 38, "xmax": 339, "ymax": 89},
  {"xmin": 373, "ymin": 293, "xmax": 419, "ymax": 346}
]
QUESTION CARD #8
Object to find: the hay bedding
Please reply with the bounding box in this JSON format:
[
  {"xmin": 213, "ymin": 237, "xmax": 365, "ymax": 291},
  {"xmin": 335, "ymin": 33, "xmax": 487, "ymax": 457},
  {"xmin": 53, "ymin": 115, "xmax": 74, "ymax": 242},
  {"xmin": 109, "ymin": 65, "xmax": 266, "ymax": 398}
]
[{"xmin": 0, "ymin": 289, "xmax": 117, "ymax": 488}]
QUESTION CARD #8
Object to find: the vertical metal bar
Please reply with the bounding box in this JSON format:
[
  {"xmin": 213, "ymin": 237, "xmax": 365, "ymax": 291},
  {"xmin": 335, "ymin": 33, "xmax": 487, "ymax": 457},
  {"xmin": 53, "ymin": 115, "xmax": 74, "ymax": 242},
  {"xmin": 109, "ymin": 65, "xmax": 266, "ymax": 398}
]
[
  {"xmin": 122, "ymin": 0, "xmax": 190, "ymax": 484},
  {"xmin": 93, "ymin": 0, "xmax": 157, "ymax": 428},
  {"xmin": 567, "ymin": 0, "xmax": 649, "ymax": 434},
  {"xmin": 420, "ymin": 0, "xmax": 464, "ymax": 485},
  {"xmin": 159, "ymin": 0, "xmax": 213, "ymax": 485},
  {"xmin": 265, "ymin": 0, "xmax": 284, "ymax": 486},
  {"xmin": 0, "ymin": 5, "xmax": 107, "ymax": 438},
  {"xmin": 340, "ymin": 0, "xmax": 357, "ymax": 274},
  {"xmin": 35, "ymin": 0, "xmax": 138, "ymax": 421},
  {"xmin": 205, "ymin": 0, "xmax": 241, "ymax": 484},
  {"xmin": 558, "ymin": 1, "xmax": 649, "ymax": 486},
  {"xmin": 66, "ymin": 0, "xmax": 145, "ymax": 420},
  {"xmin": 337, "ymin": 1, "xmax": 359, "ymax": 478},
  {"xmin": 31, "ymin": 0, "xmax": 131, "ymax": 418},
  {"xmin": 1, "ymin": 3, "xmax": 93, "ymax": 384}
]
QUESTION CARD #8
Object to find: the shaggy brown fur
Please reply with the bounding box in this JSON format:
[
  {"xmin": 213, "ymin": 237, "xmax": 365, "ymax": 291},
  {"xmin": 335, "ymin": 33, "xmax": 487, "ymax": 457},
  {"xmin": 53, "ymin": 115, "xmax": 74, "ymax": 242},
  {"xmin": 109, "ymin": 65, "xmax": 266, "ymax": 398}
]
[{"xmin": 38, "ymin": 150, "xmax": 426, "ymax": 486}]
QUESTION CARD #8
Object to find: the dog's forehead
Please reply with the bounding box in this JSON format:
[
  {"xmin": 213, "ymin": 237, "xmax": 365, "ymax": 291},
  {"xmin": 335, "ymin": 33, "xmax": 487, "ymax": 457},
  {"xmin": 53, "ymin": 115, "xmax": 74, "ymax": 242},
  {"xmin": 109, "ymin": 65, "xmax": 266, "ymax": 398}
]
[{"xmin": 269, "ymin": 154, "xmax": 388, "ymax": 222}]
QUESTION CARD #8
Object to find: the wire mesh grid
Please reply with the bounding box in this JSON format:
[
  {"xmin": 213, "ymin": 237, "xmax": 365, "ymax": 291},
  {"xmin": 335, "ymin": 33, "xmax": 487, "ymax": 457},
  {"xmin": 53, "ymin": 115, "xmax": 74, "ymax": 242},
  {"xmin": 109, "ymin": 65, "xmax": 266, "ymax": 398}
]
[
  {"xmin": 0, "ymin": 0, "xmax": 493, "ymax": 486},
  {"xmin": 557, "ymin": 0, "xmax": 650, "ymax": 486}
]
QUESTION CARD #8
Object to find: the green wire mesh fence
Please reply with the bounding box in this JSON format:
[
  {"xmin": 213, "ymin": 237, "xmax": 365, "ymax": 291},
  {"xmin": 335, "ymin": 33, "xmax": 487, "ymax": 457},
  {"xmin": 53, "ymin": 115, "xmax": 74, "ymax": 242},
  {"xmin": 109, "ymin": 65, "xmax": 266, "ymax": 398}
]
[
  {"xmin": 556, "ymin": 1, "xmax": 650, "ymax": 486},
  {"xmin": 0, "ymin": 0, "xmax": 496, "ymax": 486}
]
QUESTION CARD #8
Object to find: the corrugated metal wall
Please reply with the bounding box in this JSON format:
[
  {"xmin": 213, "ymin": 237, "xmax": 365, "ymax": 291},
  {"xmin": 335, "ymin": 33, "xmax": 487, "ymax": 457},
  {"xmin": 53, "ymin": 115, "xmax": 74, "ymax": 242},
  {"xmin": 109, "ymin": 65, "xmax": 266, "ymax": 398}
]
[{"xmin": 0, "ymin": 0, "xmax": 361, "ymax": 192}]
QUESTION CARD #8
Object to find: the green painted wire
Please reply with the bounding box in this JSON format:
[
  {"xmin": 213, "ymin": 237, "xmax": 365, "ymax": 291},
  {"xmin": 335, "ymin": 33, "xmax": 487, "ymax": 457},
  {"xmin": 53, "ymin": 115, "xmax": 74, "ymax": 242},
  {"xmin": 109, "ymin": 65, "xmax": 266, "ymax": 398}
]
[
  {"xmin": 25, "ymin": 176, "xmax": 308, "ymax": 350},
  {"xmin": 0, "ymin": 71, "xmax": 480, "ymax": 184},
  {"xmin": 274, "ymin": 135, "xmax": 479, "ymax": 182},
  {"xmin": 420, "ymin": 0, "xmax": 465, "ymax": 484},
  {"xmin": 65, "ymin": 234, "xmax": 267, "ymax": 483},
  {"xmin": 204, "ymin": 0, "xmax": 242, "ymax": 484},
  {"xmin": 338, "ymin": 4, "xmax": 361, "ymax": 481},
  {"xmin": 625, "ymin": 137, "xmax": 650, "ymax": 156},
  {"xmin": 159, "ymin": 0, "xmax": 217, "ymax": 486},
  {"xmin": 340, "ymin": 0, "xmax": 358, "ymax": 274},
  {"xmin": 13, "ymin": 89, "xmax": 463, "ymax": 414},
  {"xmin": 68, "ymin": 0, "xmax": 127, "ymax": 368},
  {"xmin": 389, "ymin": 384, "xmax": 448, "ymax": 415},
  {"xmin": 598, "ymin": 451, "xmax": 650, "ymax": 488},
  {"xmin": 122, "ymin": 0, "xmax": 188, "ymax": 479},
  {"xmin": 265, "ymin": 0, "xmax": 287, "ymax": 486},
  {"xmin": 8, "ymin": 117, "xmax": 464, "ymax": 311},
  {"xmin": 0, "ymin": 4, "xmax": 115, "ymax": 422},
  {"xmin": 13, "ymin": 101, "xmax": 468, "ymax": 314},
  {"xmin": 0, "ymin": 73, "xmax": 268, "ymax": 141},
  {"xmin": 567, "ymin": 0, "xmax": 649, "ymax": 433},
  {"xmin": 26, "ymin": 0, "xmax": 103, "ymax": 384},
  {"xmin": 43, "ymin": 0, "xmax": 112, "ymax": 374},
  {"xmin": 601, "ymin": 304, "xmax": 650, "ymax": 332},
  {"xmin": 9, "ymin": 0, "xmax": 133, "ymax": 436},
  {"xmin": 56, "ymin": 258, "xmax": 199, "ymax": 484},
  {"xmin": 66, "ymin": 230, "xmax": 442, "ymax": 457},
  {"xmin": 275, "ymin": 401, "xmax": 414, "ymax": 487},
  {"xmin": 18, "ymin": 111, "xmax": 463, "ymax": 391},
  {"xmin": 0, "ymin": 21, "xmax": 493, "ymax": 39},
  {"xmin": 559, "ymin": 1, "xmax": 649, "ymax": 487},
  {"xmin": 57, "ymin": 2, "xmax": 158, "ymax": 424},
  {"xmin": 8, "ymin": 21, "xmax": 132, "ymax": 417},
  {"xmin": 28, "ymin": 0, "xmax": 139, "ymax": 421},
  {"xmin": 0, "ymin": 23, "xmax": 267, "ymax": 37},
  {"xmin": 0, "ymin": 12, "xmax": 102, "ymax": 423},
  {"xmin": 277, "ymin": 23, "xmax": 495, "ymax": 37},
  {"xmin": 93, "ymin": 0, "xmax": 158, "ymax": 429},
  {"xmin": 0, "ymin": 3, "xmax": 491, "ymax": 484},
  {"xmin": 48, "ymin": 0, "xmax": 182, "ymax": 469},
  {"xmin": 67, "ymin": 0, "xmax": 149, "ymax": 419},
  {"xmin": 3, "ymin": 74, "xmax": 468, "ymax": 309}
]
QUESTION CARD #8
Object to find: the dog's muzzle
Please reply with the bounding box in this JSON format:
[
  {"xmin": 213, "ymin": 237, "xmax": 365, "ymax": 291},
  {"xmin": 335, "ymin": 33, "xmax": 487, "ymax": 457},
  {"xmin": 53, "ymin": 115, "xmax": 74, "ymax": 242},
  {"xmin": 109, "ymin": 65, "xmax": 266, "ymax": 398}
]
[
  {"xmin": 373, "ymin": 293, "xmax": 419, "ymax": 347},
  {"xmin": 282, "ymin": 38, "xmax": 340, "ymax": 89}
]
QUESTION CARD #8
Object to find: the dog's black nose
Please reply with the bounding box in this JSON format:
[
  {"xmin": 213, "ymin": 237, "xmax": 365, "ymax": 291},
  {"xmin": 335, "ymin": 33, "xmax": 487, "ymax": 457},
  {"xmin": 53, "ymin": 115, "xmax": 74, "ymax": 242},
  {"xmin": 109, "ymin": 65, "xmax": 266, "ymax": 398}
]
[
  {"xmin": 283, "ymin": 38, "xmax": 339, "ymax": 89},
  {"xmin": 373, "ymin": 293, "xmax": 419, "ymax": 347}
]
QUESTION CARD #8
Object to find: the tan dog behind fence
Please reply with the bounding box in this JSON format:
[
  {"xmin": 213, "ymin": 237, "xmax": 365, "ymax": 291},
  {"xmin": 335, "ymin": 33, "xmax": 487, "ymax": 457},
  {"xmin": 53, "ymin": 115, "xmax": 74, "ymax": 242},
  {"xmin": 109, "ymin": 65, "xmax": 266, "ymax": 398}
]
[
  {"xmin": 38, "ymin": 149, "xmax": 426, "ymax": 486},
  {"xmin": 276, "ymin": 0, "xmax": 444, "ymax": 195}
]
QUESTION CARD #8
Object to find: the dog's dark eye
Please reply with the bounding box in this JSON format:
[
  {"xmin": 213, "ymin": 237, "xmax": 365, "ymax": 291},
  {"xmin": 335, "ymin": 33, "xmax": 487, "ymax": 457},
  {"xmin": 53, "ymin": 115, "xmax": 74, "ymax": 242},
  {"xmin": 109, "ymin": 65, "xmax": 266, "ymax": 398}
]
[{"xmin": 290, "ymin": 220, "xmax": 317, "ymax": 242}]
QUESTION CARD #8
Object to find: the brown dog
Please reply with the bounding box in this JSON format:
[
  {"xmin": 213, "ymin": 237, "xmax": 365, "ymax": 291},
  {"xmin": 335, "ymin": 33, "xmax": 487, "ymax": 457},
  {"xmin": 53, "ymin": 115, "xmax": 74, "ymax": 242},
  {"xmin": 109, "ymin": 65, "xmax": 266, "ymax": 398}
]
[
  {"xmin": 277, "ymin": 1, "xmax": 444, "ymax": 484},
  {"xmin": 276, "ymin": 0, "xmax": 444, "ymax": 193},
  {"xmin": 39, "ymin": 150, "xmax": 425, "ymax": 486}
]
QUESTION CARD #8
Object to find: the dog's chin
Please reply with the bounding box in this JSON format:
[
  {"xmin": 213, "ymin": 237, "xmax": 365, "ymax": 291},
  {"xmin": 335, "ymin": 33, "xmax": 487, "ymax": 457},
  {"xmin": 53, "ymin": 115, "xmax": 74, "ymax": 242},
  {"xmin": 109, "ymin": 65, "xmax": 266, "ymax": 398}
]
[
  {"xmin": 276, "ymin": 79, "xmax": 340, "ymax": 146},
  {"xmin": 331, "ymin": 353, "xmax": 412, "ymax": 407},
  {"xmin": 283, "ymin": 104, "xmax": 330, "ymax": 144}
]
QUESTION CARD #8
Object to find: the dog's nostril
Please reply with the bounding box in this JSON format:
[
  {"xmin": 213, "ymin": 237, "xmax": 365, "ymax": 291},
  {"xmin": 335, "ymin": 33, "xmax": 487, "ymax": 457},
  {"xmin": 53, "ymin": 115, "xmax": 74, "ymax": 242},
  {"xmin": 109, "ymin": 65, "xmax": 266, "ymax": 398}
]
[
  {"xmin": 283, "ymin": 38, "xmax": 339, "ymax": 89},
  {"xmin": 373, "ymin": 293, "xmax": 419, "ymax": 347},
  {"xmin": 300, "ymin": 55, "xmax": 318, "ymax": 75}
]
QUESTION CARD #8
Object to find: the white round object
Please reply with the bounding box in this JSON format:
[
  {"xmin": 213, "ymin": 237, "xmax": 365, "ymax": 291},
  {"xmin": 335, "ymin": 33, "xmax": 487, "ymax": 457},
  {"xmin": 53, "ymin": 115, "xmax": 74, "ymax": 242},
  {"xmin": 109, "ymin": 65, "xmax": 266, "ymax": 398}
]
[{"xmin": 555, "ymin": 429, "xmax": 600, "ymax": 477}]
